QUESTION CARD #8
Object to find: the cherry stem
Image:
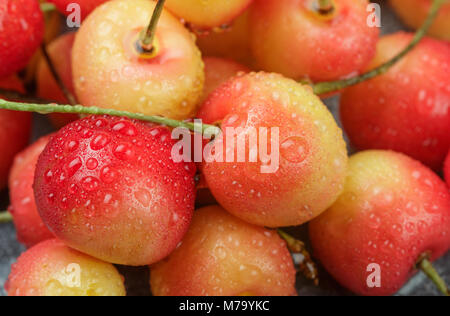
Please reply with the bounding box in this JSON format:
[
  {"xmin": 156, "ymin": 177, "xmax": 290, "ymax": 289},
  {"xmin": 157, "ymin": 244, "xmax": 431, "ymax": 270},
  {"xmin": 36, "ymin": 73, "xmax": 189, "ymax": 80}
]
[
  {"xmin": 40, "ymin": 3, "xmax": 56, "ymax": 13},
  {"xmin": 139, "ymin": 0, "xmax": 166, "ymax": 52},
  {"xmin": 277, "ymin": 229, "xmax": 319, "ymax": 285},
  {"xmin": 41, "ymin": 44, "xmax": 78, "ymax": 105},
  {"xmin": 417, "ymin": 254, "xmax": 449, "ymax": 296},
  {"xmin": 316, "ymin": 0, "xmax": 335, "ymax": 14},
  {"xmin": 0, "ymin": 212, "xmax": 12, "ymax": 223},
  {"xmin": 0, "ymin": 98, "xmax": 221, "ymax": 137},
  {"xmin": 312, "ymin": 0, "xmax": 445, "ymax": 95}
]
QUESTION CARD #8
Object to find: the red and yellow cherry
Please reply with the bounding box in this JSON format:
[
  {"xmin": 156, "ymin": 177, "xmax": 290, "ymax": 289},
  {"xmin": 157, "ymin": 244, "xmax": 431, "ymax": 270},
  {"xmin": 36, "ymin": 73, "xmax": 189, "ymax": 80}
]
[
  {"xmin": 150, "ymin": 205, "xmax": 296, "ymax": 296},
  {"xmin": 197, "ymin": 72, "xmax": 348, "ymax": 227},
  {"xmin": 0, "ymin": 76, "xmax": 32, "ymax": 190},
  {"xmin": 200, "ymin": 57, "xmax": 249, "ymax": 104},
  {"xmin": 33, "ymin": 115, "xmax": 196, "ymax": 266},
  {"xmin": 196, "ymin": 9, "xmax": 253, "ymax": 67},
  {"xmin": 0, "ymin": 0, "xmax": 44, "ymax": 79},
  {"xmin": 390, "ymin": 0, "xmax": 450, "ymax": 40},
  {"xmin": 165, "ymin": 0, "xmax": 253, "ymax": 30},
  {"xmin": 48, "ymin": 0, "xmax": 109, "ymax": 20},
  {"xmin": 5, "ymin": 239, "xmax": 126, "ymax": 296},
  {"xmin": 36, "ymin": 32, "xmax": 79, "ymax": 128},
  {"xmin": 248, "ymin": 0, "xmax": 379, "ymax": 82},
  {"xmin": 8, "ymin": 135, "xmax": 54, "ymax": 248},
  {"xmin": 444, "ymin": 150, "xmax": 450, "ymax": 188},
  {"xmin": 340, "ymin": 32, "xmax": 450, "ymax": 171},
  {"xmin": 72, "ymin": 0, "xmax": 205, "ymax": 120},
  {"xmin": 309, "ymin": 150, "xmax": 450, "ymax": 296}
]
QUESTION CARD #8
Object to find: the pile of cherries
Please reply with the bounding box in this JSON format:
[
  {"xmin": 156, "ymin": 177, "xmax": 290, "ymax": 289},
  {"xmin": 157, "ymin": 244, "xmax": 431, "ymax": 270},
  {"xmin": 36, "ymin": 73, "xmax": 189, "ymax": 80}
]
[{"xmin": 0, "ymin": 0, "xmax": 449, "ymax": 296}]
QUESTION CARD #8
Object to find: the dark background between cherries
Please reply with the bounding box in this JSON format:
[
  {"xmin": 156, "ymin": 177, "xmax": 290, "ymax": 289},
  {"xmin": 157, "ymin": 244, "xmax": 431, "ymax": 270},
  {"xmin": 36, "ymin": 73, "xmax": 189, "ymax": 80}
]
[{"xmin": 0, "ymin": 0, "xmax": 448, "ymax": 296}]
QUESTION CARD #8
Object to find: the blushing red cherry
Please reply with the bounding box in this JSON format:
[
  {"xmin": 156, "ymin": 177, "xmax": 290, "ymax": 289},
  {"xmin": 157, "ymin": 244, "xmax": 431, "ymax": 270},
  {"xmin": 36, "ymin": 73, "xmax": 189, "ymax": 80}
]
[
  {"xmin": 198, "ymin": 72, "xmax": 348, "ymax": 227},
  {"xmin": 310, "ymin": 150, "xmax": 450, "ymax": 296},
  {"xmin": 34, "ymin": 115, "xmax": 196, "ymax": 266},
  {"xmin": 340, "ymin": 32, "xmax": 450, "ymax": 170},
  {"xmin": 0, "ymin": 0, "xmax": 44, "ymax": 79},
  {"xmin": 248, "ymin": 0, "xmax": 379, "ymax": 82},
  {"xmin": 9, "ymin": 135, "xmax": 55, "ymax": 248}
]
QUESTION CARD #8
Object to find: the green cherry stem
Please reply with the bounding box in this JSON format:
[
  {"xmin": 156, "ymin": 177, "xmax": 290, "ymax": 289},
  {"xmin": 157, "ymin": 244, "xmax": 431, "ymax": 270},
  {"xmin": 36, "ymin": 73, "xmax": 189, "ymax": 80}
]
[
  {"xmin": 0, "ymin": 211, "xmax": 12, "ymax": 223},
  {"xmin": 417, "ymin": 254, "xmax": 449, "ymax": 297},
  {"xmin": 311, "ymin": 0, "xmax": 445, "ymax": 95},
  {"xmin": 41, "ymin": 44, "xmax": 78, "ymax": 105},
  {"xmin": 277, "ymin": 229, "xmax": 319, "ymax": 285},
  {"xmin": 139, "ymin": 0, "xmax": 166, "ymax": 52},
  {"xmin": 40, "ymin": 2, "xmax": 56, "ymax": 13},
  {"xmin": 0, "ymin": 99, "xmax": 222, "ymax": 137}
]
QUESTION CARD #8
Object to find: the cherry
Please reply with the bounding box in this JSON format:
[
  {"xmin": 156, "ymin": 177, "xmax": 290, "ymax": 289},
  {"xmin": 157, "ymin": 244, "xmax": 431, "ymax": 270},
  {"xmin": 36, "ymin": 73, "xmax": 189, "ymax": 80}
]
[
  {"xmin": 37, "ymin": 32, "xmax": 79, "ymax": 128},
  {"xmin": 5, "ymin": 239, "xmax": 126, "ymax": 296},
  {"xmin": 198, "ymin": 72, "xmax": 348, "ymax": 227},
  {"xmin": 150, "ymin": 205, "xmax": 296, "ymax": 296},
  {"xmin": 0, "ymin": 76, "xmax": 32, "ymax": 190},
  {"xmin": 200, "ymin": 57, "xmax": 250, "ymax": 104},
  {"xmin": 8, "ymin": 135, "xmax": 54, "ymax": 248},
  {"xmin": 444, "ymin": 150, "xmax": 450, "ymax": 188},
  {"xmin": 165, "ymin": 0, "xmax": 254, "ymax": 30},
  {"xmin": 248, "ymin": 0, "xmax": 379, "ymax": 82},
  {"xmin": 33, "ymin": 115, "xmax": 196, "ymax": 266},
  {"xmin": 48, "ymin": 0, "xmax": 109, "ymax": 20},
  {"xmin": 390, "ymin": 0, "xmax": 450, "ymax": 40},
  {"xmin": 340, "ymin": 32, "xmax": 450, "ymax": 171},
  {"xmin": 72, "ymin": 0, "xmax": 205, "ymax": 120},
  {"xmin": 309, "ymin": 150, "xmax": 450, "ymax": 296},
  {"xmin": 196, "ymin": 9, "xmax": 253, "ymax": 67},
  {"xmin": 0, "ymin": 0, "xmax": 44, "ymax": 79}
]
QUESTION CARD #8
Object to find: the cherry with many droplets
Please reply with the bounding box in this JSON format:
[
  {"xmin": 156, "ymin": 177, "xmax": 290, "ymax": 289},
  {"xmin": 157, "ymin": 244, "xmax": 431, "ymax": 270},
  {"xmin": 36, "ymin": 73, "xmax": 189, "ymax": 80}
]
[
  {"xmin": 309, "ymin": 150, "xmax": 450, "ymax": 296},
  {"xmin": 72, "ymin": 0, "xmax": 205, "ymax": 120},
  {"xmin": 0, "ymin": 0, "xmax": 44, "ymax": 79},
  {"xmin": 8, "ymin": 135, "xmax": 55, "ymax": 248},
  {"xmin": 340, "ymin": 32, "xmax": 450, "ymax": 170},
  {"xmin": 34, "ymin": 115, "xmax": 196, "ymax": 266},
  {"xmin": 150, "ymin": 205, "xmax": 297, "ymax": 296},
  {"xmin": 198, "ymin": 72, "xmax": 348, "ymax": 227}
]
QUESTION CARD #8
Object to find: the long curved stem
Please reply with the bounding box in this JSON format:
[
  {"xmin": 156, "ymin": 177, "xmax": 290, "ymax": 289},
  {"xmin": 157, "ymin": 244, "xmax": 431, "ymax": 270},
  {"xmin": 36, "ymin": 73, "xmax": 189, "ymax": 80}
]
[
  {"xmin": 139, "ymin": 0, "xmax": 166, "ymax": 52},
  {"xmin": 312, "ymin": 0, "xmax": 445, "ymax": 95},
  {"xmin": 0, "ymin": 212, "xmax": 12, "ymax": 223},
  {"xmin": 0, "ymin": 99, "xmax": 221, "ymax": 137},
  {"xmin": 41, "ymin": 45, "xmax": 77, "ymax": 105},
  {"xmin": 418, "ymin": 256, "xmax": 449, "ymax": 296}
]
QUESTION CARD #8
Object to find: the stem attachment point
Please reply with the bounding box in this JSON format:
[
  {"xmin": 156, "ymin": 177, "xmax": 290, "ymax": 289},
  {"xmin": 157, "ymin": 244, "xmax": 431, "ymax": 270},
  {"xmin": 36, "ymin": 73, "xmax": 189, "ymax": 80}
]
[{"xmin": 416, "ymin": 252, "xmax": 449, "ymax": 296}]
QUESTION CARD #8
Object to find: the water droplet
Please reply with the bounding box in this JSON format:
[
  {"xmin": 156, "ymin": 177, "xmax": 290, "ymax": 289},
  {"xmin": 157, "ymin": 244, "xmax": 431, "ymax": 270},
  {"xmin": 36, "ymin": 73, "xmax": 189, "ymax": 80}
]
[
  {"xmin": 67, "ymin": 157, "xmax": 82, "ymax": 177},
  {"xmin": 114, "ymin": 143, "xmax": 135, "ymax": 160},
  {"xmin": 280, "ymin": 136, "xmax": 309, "ymax": 163},
  {"xmin": 100, "ymin": 166, "xmax": 117, "ymax": 184},
  {"xmin": 91, "ymin": 133, "xmax": 111, "ymax": 150},
  {"xmin": 86, "ymin": 158, "xmax": 98, "ymax": 170},
  {"xmin": 112, "ymin": 121, "xmax": 137, "ymax": 136}
]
